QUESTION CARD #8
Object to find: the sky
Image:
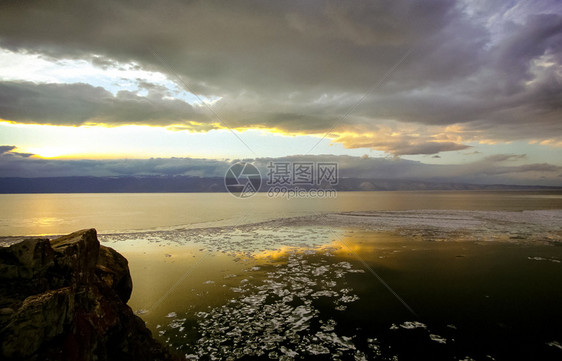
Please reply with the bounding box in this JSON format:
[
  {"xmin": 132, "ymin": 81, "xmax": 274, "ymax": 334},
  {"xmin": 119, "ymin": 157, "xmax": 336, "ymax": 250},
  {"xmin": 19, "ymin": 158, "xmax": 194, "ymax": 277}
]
[{"xmin": 0, "ymin": 0, "xmax": 561, "ymax": 186}]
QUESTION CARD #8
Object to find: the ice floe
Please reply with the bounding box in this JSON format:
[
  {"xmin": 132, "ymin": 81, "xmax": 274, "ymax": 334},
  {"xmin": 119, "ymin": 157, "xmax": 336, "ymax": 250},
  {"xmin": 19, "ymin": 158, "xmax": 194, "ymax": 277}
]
[
  {"xmin": 430, "ymin": 333, "xmax": 447, "ymax": 344},
  {"xmin": 161, "ymin": 252, "xmax": 367, "ymax": 359},
  {"xmin": 399, "ymin": 321, "xmax": 427, "ymax": 330},
  {"xmin": 528, "ymin": 256, "xmax": 561, "ymax": 263}
]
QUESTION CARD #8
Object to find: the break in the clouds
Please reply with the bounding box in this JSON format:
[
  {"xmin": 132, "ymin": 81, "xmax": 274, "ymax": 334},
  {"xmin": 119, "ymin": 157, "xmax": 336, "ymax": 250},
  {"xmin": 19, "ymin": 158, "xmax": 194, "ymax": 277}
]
[
  {"xmin": 0, "ymin": 0, "xmax": 561, "ymax": 156},
  {"xmin": 1, "ymin": 147, "xmax": 560, "ymax": 186}
]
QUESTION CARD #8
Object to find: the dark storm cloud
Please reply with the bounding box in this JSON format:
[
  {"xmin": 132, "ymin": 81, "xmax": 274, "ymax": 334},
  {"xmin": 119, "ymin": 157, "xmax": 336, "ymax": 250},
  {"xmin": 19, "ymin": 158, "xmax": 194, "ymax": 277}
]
[
  {"xmin": 0, "ymin": 81, "xmax": 207, "ymax": 126},
  {"xmin": 0, "ymin": 0, "xmax": 561, "ymax": 154}
]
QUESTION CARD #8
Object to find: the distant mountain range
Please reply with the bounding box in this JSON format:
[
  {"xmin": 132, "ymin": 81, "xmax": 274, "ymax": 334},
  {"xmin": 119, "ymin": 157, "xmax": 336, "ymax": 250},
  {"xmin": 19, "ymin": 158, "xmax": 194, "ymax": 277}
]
[{"xmin": 0, "ymin": 176, "xmax": 560, "ymax": 193}]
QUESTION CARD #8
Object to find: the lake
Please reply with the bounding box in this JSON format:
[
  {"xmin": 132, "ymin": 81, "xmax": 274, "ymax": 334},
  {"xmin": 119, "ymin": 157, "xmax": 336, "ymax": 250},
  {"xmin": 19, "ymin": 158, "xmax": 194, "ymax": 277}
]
[{"xmin": 1, "ymin": 191, "xmax": 562, "ymax": 360}]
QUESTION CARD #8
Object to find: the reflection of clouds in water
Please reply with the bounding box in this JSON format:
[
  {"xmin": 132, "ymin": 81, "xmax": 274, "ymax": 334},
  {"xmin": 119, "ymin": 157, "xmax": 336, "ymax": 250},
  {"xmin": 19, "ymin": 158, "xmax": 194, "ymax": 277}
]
[
  {"xmin": 101, "ymin": 225, "xmax": 343, "ymax": 258},
  {"xmin": 99, "ymin": 209, "xmax": 562, "ymax": 257},
  {"xmin": 100, "ymin": 225, "xmax": 390, "ymax": 266}
]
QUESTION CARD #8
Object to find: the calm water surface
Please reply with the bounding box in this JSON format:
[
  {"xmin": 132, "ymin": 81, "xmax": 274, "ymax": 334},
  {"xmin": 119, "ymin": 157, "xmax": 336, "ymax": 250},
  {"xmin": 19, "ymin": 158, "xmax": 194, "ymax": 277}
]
[{"xmin": 1, "ymin": 191, "xmax": 561, "ymax": 236}]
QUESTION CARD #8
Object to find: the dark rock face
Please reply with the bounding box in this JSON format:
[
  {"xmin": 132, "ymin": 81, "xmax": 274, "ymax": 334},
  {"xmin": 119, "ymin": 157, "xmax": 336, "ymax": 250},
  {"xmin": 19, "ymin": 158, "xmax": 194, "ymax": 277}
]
[
  {"xmin": 0, "ymin": 229, "xmax": 178, "ymax": 361},
  {"xmin": 96, "ymin": 245, "xmax": 133, "ymax": 304}
]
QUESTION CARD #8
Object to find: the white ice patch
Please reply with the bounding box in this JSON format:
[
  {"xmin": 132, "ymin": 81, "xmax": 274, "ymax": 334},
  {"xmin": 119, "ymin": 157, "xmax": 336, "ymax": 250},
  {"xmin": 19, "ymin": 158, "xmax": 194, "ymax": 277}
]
[
  {"xmin": 430, "ymin": 333, "xmax": 447, "ymax": 344},
  {"xmin": 311, "ymin": 290, "xmax": 338, "ymax": 298},
  {"xmin": 338, "ymin": 294, "xmax": 360, "ymax": 303},
  {"xmin": 528, "ymin": 256, "xmax": 561, "ymax": 263},
  {"xmin": 319, "ymin": 319, "xmax": 337, "ymax": 332},
  {"xmin": 399, "ymin": 321, "xmax": 427, "ymax": 329},
  {"xmin": 168, "ymin": 318, "xmax": 186, "ymax": 329},
  {"xmin": 312, "ymin": 265, "xmax": 329, "ymax": 276}
]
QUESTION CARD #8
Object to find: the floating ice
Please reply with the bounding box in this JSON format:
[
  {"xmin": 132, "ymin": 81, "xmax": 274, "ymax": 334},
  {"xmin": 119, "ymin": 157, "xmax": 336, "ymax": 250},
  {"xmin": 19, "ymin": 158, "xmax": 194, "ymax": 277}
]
[
  {"xmin": 399, "ymin": 321, "xmax": 427, "ymax": 329},
  {"xmin": 162, "ymin": 252, "xmax": 366, "ymax": 359},
  {"xmin": 311, "ymin": 290, "xmax": 338, "ymax": 298},
  {"xmin": 430, "ymin": 333, "xmax": 447, "ymax": 344},
  {"xmin": 306, "ymin": 344, "xmax": 330, "ymax": 355},
  {"xmin": 168, "ymin": 318, "xmax": 186, "ymax": 329},
  {"xmin": 319, "ymin": 319, "xmax": 337, "ymax": 332},
  {"xmin": 311, "ymin": 265, "xmax": 329, "ymax": 276},
  {"xmin": 338, "ymin": 294, "xmax": 360, "ymax": 303},
  {"xmin": 528, "ymin": 256, "xmax": 561, "ymax": 263}
]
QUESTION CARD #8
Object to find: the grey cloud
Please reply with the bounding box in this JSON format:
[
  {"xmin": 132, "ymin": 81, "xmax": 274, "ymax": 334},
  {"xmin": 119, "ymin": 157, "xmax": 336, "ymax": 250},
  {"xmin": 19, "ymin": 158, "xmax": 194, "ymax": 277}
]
[
  {"xmin": 484, "ymin": 154, "xmax": 527, "ymax": 162},
  {"xmin": 0, "ymin": 145, "xmax": 16, "ymax": 154},
  {"xmin": 0, "ymin": 152, "xmax": 560, "ymax": 186},
  {"xmin": 0, "ymin": 0, "xmax": 561, "ymax": 153},
  {"xmin": 0, "ymin": 145, "xmax": 33, "ymax": 158},
  {"xmin": 493, "ymin": 13, "xmax": 562, "ymax": 91},
  {"xmin": 0, "ymin": 81, "xmax": 208, "ymax": 126},
  {"xmin": 391, "ymin": 142, "xmax": 470, "ymax": 156},
  {"xmin": 0, "ymin": 154, "xmax": 229, "ymax": 178},
  {"xmin": 250, "ymin": 154, "xmax": 562, "ymax": 186},
  {"xmin": 7, "ymin": 152, "xmax": 34, "ymax": 158},
  {"xmin": 504, "ymin": 163, "xmax": 562, "ymax": 173},
  {"xmin": 333, "ymin": 131, "xmax": 470, "ymax": 155}
]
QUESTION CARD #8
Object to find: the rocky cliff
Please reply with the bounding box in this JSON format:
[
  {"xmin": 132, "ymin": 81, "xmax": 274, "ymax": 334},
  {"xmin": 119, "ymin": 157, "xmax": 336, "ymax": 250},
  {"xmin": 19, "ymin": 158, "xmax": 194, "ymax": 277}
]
[{"xmin": 0, "ymin": 229, "xmax": 178, "ymax": 361}]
